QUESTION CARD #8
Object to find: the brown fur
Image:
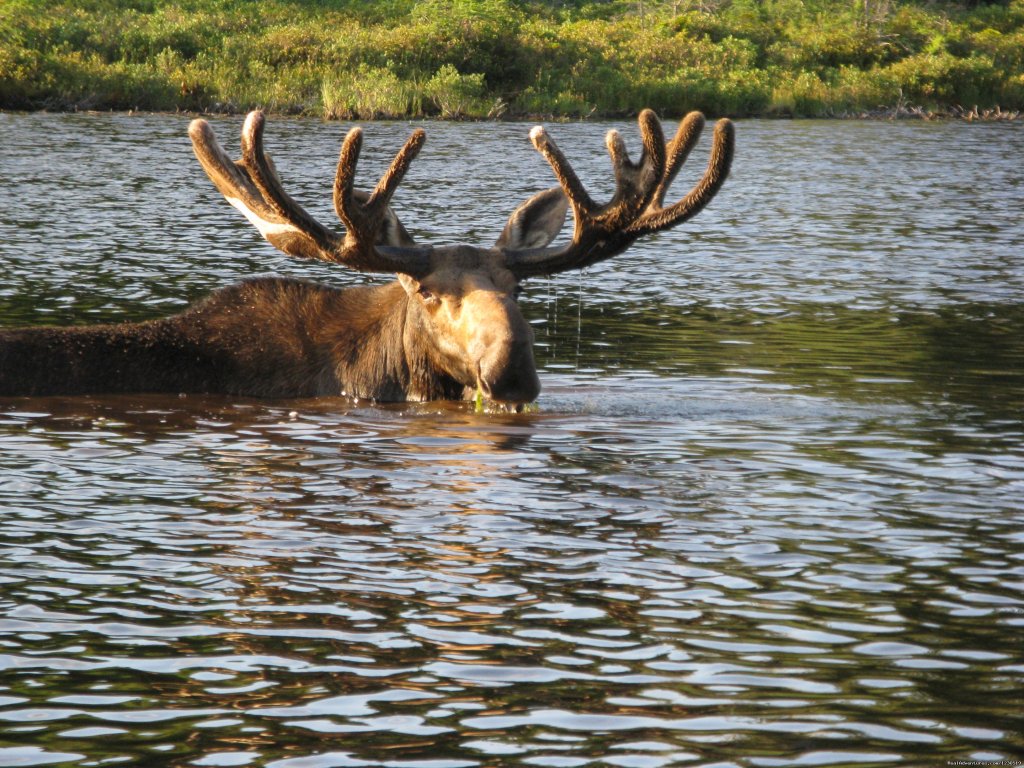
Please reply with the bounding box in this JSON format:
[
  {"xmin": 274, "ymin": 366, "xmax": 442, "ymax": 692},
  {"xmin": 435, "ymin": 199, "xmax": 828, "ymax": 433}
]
[{"xmin": 0, "ymin": 278, "xmax": 470, "ymax": 400}]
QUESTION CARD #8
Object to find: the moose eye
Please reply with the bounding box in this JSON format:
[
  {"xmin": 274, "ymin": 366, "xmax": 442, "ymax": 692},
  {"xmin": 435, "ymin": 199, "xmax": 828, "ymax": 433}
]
[{"xmin": 417, "ymin": 286, "xmax": 438, "ymax": 303}]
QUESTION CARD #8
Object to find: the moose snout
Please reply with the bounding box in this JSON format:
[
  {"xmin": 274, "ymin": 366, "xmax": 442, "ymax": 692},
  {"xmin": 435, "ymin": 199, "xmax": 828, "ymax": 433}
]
[
  {"xmin": 463, "ymin": 289, "xmax": 540, "ymax": 405},
  {"xmin": 477, "ymin": 347, "xmax": 541, "ymax": 404},
  {"xmin": 473, "ymin": 326, "xmax": 540, "ymax": 405}
]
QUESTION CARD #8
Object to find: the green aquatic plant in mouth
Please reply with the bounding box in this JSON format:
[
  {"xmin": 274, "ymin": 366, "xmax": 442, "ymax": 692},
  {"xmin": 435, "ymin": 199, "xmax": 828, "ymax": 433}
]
[{"xmin": 474, "ymin": 384, "xmax": 537, "ymax": 414}]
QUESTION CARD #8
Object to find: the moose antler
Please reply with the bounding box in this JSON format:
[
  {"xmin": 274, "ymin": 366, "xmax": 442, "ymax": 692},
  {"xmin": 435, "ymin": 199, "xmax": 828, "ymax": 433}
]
[
  {"xmin": 189, "ymin": 112, "xmax": 432, "ymax": 276},
  {"xmin": 504, "ymin": 110, "xmax": 734, "ymax": 277}
]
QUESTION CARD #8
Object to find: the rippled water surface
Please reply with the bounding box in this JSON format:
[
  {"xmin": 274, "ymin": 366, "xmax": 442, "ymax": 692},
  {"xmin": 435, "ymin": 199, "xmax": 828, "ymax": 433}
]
[{"xmin": 1, "ymin": 112, "xmax": 1022, "ymax": 767}]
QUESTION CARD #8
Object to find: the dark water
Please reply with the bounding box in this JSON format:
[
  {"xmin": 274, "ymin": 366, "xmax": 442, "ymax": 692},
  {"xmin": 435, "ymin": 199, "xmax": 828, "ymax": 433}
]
[{"xmin": 0, "ymin": 112, "xmax": 1022, "ymax": 767}]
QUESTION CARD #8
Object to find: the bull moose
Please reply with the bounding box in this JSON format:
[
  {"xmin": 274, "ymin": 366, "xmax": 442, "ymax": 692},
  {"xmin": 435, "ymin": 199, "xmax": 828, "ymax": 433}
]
[{"xmin": 0, "ymin": 108, "xmax": 733, "ymax": 407}]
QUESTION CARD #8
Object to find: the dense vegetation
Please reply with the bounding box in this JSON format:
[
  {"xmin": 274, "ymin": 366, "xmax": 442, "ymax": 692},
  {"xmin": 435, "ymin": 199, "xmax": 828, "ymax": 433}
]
[{"xmin": 2, "ymin": 0, "xmax": 1023, "ymax": 118}]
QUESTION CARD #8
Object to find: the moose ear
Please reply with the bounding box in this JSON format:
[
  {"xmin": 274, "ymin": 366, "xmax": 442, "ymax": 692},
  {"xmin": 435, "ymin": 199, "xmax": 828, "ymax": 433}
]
[
  {"xmin": 397, "ymin": 273, "xmax": 420, "ymax": 296},
  {"xmin": 495, "ymin": 187, "xmax": 568, "ymax": 250}
]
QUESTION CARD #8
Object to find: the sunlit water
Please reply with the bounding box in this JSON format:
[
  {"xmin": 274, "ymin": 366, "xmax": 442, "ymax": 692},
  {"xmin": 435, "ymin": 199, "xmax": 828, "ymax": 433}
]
[{"xmin": 0, "ymin": 112, "xmax": 1022, "ymax": 767}]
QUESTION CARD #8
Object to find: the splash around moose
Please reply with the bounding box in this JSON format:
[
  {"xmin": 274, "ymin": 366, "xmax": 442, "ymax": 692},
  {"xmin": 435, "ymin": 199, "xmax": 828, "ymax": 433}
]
[{"xmin": 0, "ymin": 109, "xmax": 734, "ymax": 407}]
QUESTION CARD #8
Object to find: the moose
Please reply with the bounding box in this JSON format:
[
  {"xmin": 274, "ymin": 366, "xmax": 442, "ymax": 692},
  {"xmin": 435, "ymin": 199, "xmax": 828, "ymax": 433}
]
[{"xmin": 0, "ymin": 108, "xmax": 733, "ymax": 407}]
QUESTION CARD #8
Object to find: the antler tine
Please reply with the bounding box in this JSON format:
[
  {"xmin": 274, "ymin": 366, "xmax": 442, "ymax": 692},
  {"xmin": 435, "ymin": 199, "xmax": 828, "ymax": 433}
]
[
  {"xmin": 333, "ymin": 127, "xmax": 426, "ymax": 229},
  {"xmin": 238, "ymin": 111, "xmax": 334, "ymax": 241},
  {"xmin": 333, "ymin": 126, "xmax": 364, "ymax": 232},
  {"xmin": 651, "ymin": 111, "xmax": 705, "ymax": 210},
  {"xmin": 629, "ymin": 117, "xmax": 734, "ymax": 236},
  {"xmin": 369, "ymin": 128, "xmax": 426, "ymax": 210},
  {"xmin": 529, "ymin": 126, "xmax": 598, "ymax": 215},
  {"xmin": 239, "ymin": 112, "xmax": 279, "ymax": 209},
  {"xmin": 190, "ymin": 113, "xmax": 343, "ymax": 261},
  {"xmin": 604, "ymin": 108, "xmax": 667, "ymax": 225},
  {"xmin": 331, "ymin": 126, "xmax": 431, "ymax": 274},
  {"xmin": 189, "ymin": 118, "xmax": 262, "ymax": 204}
]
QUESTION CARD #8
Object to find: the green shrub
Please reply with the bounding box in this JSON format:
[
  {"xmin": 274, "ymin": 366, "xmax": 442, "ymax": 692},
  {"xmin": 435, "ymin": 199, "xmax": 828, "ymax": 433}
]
[
  {"xmin": 423, "ymin": 63, "xmax": 487, "ymax": 117},
  {"xmin": 321, "ymin": 64, "xmax": 420, "ymax": 119},
  {"xmin": 884, "ymin": 50, "xmax": 1002, "ymax": 107}
]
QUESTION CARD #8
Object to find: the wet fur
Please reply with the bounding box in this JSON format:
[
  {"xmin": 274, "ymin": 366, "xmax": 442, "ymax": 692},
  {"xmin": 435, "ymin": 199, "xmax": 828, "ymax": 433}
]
[{"xmin": 0, "ymin": 277, "xmax": 465, "ymax": 400}]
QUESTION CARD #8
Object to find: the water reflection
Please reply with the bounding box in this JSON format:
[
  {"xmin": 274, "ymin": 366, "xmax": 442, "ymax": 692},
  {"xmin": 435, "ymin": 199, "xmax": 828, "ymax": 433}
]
[
  {"xmin": 528, "ymin": 297, "xmax": 1024, "ymax": 425},
  {"xmin": 1, "ymin": 113, "xmax": 1023, "ymax": 766}
]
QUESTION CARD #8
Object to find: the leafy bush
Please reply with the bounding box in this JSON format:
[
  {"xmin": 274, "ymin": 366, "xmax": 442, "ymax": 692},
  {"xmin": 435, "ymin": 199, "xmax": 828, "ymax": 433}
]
[
  {"xmin": 424, "ymin": 63, "xmax": 487, "ymax": 118},
  {"xmin": 885, "ymin": 50, "xmax": 1002, "ymax": 106},
  {"xmin": 322, "ymin": 64, "xmax": 419, "ymax": 119}
]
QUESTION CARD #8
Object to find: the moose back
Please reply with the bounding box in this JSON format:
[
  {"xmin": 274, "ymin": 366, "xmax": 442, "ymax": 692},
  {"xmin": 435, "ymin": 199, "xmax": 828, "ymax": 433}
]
[{"xmin": 0, "ymin": 110, "xmax": 733, "ymax": 407}]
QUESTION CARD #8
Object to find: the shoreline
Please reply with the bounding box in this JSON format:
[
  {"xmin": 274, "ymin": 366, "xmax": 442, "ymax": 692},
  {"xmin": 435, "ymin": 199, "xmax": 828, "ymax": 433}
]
[{"xmin": 4, "ymin": 104, "xmax": 1021, "ymax": 123}]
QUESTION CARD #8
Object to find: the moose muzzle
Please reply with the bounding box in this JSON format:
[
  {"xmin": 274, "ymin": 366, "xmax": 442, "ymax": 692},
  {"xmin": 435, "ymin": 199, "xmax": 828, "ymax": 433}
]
[
  {"xmin": 467, "ymin": 293, "xmax": 541, "ymax": 405},
  {"xmin": 476, "ymin": 343, "xmax": 540, "ymax": 404}
]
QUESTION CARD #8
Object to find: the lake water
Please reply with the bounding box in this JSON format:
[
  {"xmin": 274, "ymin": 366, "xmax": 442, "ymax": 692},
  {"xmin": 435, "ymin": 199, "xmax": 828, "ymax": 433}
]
[{"xmin": 0, "ymin": 112, "xmax": 1022, "ymax": 767}]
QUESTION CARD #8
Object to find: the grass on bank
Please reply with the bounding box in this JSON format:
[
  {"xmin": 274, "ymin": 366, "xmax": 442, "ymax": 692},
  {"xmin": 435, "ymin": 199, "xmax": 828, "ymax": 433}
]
[{"xmin": 1, "ymin": 0, "xmax": 1023, "ymax": 118}]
